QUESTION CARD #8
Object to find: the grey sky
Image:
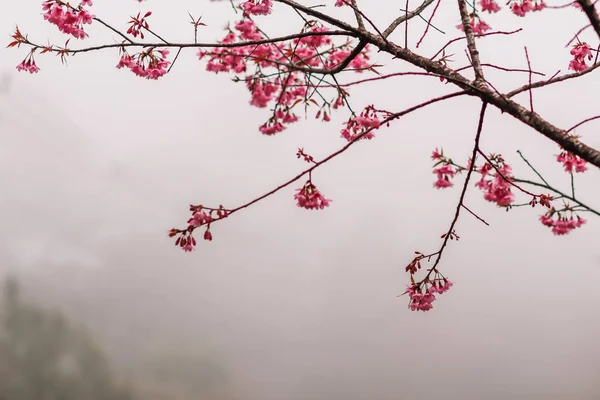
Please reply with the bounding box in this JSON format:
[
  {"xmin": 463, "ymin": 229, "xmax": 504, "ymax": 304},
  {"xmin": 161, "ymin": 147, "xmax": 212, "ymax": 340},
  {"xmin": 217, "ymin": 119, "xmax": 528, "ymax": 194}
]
[{"xmin": 1, "ymin": 1, "xmax": 600, "ymax": 399}]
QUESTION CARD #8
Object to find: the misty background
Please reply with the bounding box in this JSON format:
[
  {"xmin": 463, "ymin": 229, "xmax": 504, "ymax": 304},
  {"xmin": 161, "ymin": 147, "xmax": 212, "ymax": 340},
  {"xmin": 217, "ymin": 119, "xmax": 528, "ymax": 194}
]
[{"xmin": 1, "ymin": 1, "xmax": 600, "ymax": 399}]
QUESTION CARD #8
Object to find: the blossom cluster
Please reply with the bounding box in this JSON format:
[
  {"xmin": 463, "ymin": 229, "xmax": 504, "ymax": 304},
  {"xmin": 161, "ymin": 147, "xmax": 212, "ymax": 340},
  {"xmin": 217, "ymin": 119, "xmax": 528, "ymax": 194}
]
[
  {"xmin": 404, "ymin": 252, "xmax": 454, "ymax": 312},
  {"xmin": 198, "ymin": 17, "xmax": 371, "ymax": 135},
  {"xmin": 340, "ymin": 106, "xmax": 387, "ymax": 142},
  {"xmin": 117, "ymin": 48, "xmax": 171, "ymax": 80},
  {"xmin": 42, "ymin": 0, "xmax": 94, "ymax": 39},
  {"xmin": 169, "ymin": 205, "xmax": 230, "ymax": 252},
  {"xmin": 294, "ymin": 180, "xmax": 332, "ymax": 210},
  {"xmin": 431, "ymin": 147, "xmax": 592, "ymax": 237}
]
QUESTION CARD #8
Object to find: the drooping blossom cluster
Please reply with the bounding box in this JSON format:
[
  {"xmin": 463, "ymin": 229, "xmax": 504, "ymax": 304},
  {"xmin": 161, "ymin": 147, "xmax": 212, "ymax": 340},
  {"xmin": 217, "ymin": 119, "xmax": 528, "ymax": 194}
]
[
  {"xmin": 456, "ymin": 14, "xmax": 491, "ymax": 35},
  {"xmin": 169, "ymin": 205, "xmax": 230, "ymax": 252},
  {"xmin": 404, "ymin": 252, "xmax": 454, "ymax": 312},
  {"xmin": 294, "ymin": 180, "xmax": 332, "ymax": 210},
  {"xmin": 540, "ymin": 208, "xmax": 586, "ymax": 235},
  {"xmin": 509, "ymin": 0, "xmax": 546, "ymax": 17},
  {"xmin": 475, "ymin": 156, "xmax": 514, "ymax": 207},
  {"xmin": 117, "ymin": 48, "xmax": 170, "ymax": 80},
  {"xmin": 340, "ymin": 105, "xmax": 387, "ymax": 142},
  {"xmin": 557, "ymin": 149, "xmax": 588, "ymax": 173},
  {"xmin": 405, "ymin": 280, "xmax": 454, "ymax": 312},
  {"xmin": 241, "ymin": 0, "xmax": 273, "ymax": 16},
  {"xmin": 431, "ymin": 148, "xmax": 461, "ymax": 189},
  {"xmin": 42, "ymin": 0, "xmax": 94, "ymax": 39},
  {"xmin": 568, "ymin": 43, "xmax": 593, "ymax": 72},
  {"xmin": 480, "ymin": 0, "xmax": 501, "ymax": 13},
  {"xmin": 198, "ymin": 18, "xmax": 372, "ymax": 135}
]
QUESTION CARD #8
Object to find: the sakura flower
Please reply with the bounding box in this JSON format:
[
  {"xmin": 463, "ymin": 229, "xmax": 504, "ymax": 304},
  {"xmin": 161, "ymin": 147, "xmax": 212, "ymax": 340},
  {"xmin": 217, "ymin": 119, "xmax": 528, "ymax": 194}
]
[
  {"xmin": 16, "ymin": 58, "xmax": 40, "ymax": 74},
  {"xmin": 539, "ymin": 211, "xmax": 586, "ymax": 235},
  {"xmin": 433, "ymin": 164, "xmax": 456, "ymax": 189},
  {"xmin": 456, "ymin": 16, "xmax": 491, "ymax": 35},
  {"xmin": 340, "ymin": 105, "xmax": 384, "ymax": 142},
  {"xmin": 294, "ymin": 181, "xmax": 332, "ymax": 210},
  {"xmin": 557, "ymin": 151, "xmax": 587, "ymax": 173},
  {"xmin": 475, "ymin": 161, "xmax": 514, "ymax": 206},
  {"xmin": 241, "ymin": 0, "xmax": 273, "ymax": 15},
  {"xmin": 569, "ymin": 43, "xmax": 593, "ymax": 72},
  {"xmin": 480, "ymin": 0, "xmax": 501, "ymax": 13}
]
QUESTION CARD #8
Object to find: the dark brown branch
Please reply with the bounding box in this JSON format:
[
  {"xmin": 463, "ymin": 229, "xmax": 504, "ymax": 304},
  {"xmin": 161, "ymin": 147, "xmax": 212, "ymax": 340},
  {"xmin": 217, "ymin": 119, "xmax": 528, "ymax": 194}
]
[{"xmin": 577, "ymin": 0, "xmax": 600, "ymax": 39}]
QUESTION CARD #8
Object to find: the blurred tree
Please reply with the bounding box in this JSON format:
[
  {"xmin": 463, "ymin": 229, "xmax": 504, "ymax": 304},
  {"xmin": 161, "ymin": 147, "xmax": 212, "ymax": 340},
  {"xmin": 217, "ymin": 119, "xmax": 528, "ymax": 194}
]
[{"xmin": 0, "ymin": 276, "xmax": 133, "ymax": 400}]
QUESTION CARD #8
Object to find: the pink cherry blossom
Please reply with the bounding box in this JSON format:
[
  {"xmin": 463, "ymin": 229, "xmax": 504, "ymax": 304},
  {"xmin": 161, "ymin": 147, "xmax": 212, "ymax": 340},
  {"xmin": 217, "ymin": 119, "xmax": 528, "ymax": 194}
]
[
  {"xmin": 241, "ymin": 0, "xmax": 273, "ymax": 16},
  {"xmin": 475, "ymin": 161, "xmax": 514, "ymax": 207},
  {"xmin": 557, "ymin": 150, "xmax": 588, "ymax": 173},
  {"xmin": 16, "ymin": 58, "xmax": 40, "ymax": 74},
  {"xmin": 341, "ymin": 105, "xmax": 384, "ymax": 142},
  {"xmin": 294, "ymin": 181, "xmax": 332, "ymax": 210},
  {"xmin": 42, "ymin": 0, "xmax": 94, "ymax": 39},
  {"xmin": 456, "ymin": 16, "xmax": 491, "ymax": 35},
  {"xmin": 433, "ymin": 164, "xmax": 456, "ymax": 189},
  {"xmin": 480, "ymin": 0, "xmax": 501, "ymax": 13},
  {"xmin": 539, "ymin": 211, "xmax": 586, "ymax": 235},
  {"xmin": 568, "ymin": 43, "xmax": 593, "ymax": 72}
]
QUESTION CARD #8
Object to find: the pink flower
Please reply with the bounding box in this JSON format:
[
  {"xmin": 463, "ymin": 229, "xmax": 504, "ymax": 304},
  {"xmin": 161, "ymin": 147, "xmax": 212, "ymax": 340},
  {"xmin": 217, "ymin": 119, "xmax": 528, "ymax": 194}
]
[
  {"xmin": 539, "ymin": 211, "xmax": 586, "ymax": 235},
  {"xmin": 16, "ymin": 58, "xmax": 40, "ymax": 74},
  {"xmin": 241, "ymin": 0, "xmax": 273, "ymax": 15},
  {"xmin": 341, "ymin": 105, "xmax": 383, "ymax": 142},
  {"xmin": 475, "ymin": 161, "xmax": 514, "ymax": 207},
  {"xmin": 116, "ymin": 48, "xmax": 170, "ymax": 80},
  {"xmin": 480, "ymin": 0, "xmax": 501, "ymax": 13},
  {"xmin": 569, "ymin": 43, "xmax": 593, "ymax": 72},
  {"xmin": 456, "ymin": 16, "xmax": 491, "ymax": 35},
  {"xmin": 557, "ymin": 151, "xmax": 587, "ymax": 173},
  {"xmin": 335, "ymin": 0, "xmax": 347, "ymax": 6},
  {"xmin": 42, "ymin": 0, "xmax": 94, "ymax": 39},
  {"xmin": 432, "ymin": 164, "xmax": 456, "ymax": 189},
  {"xmin": 406, "ymin": 286, "xmax": 436, "ymax": 312},
  {"xmin": 294, "ymin": 181, "xmax": 332, "ymax": 210},
  {"xmin": 187, "ymin": 210, "xmax": 211, "ymax": 228}
]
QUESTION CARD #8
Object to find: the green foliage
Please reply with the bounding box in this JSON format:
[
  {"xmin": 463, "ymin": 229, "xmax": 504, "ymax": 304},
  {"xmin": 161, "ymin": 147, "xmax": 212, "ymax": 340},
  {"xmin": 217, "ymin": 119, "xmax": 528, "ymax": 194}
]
[{"xmin": 0, "ymin": 276, "xmax": 133, "ymax": 400}]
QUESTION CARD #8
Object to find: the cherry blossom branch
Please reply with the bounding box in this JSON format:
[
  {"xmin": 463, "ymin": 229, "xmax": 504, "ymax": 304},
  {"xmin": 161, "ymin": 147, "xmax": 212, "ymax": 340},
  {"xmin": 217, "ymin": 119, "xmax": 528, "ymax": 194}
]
[
  {"xmin": 417, "ymin": 101, "xmax": 489, "ymax": 286},
  {"xmin": 507, "ymin": 62, "xmax": 600, "ymax": 97},
  {"xmin": 170, "ymin": 90, "xmax": 467, "ymax": 239}
]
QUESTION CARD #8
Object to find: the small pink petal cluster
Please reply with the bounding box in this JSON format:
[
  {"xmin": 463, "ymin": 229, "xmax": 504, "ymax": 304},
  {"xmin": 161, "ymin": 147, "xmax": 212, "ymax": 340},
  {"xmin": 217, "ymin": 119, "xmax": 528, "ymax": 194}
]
[
  {"xmin": 475, "ymin": 160, "xmax": 514, "ymax": 207},
  {"xmin": 198, "ymin": 19, "xmax": 371, "ymax": 135},
  {"xmin": 431, "ymin": 149, "xmax": 459, "ymax": 189},
  {"xmin": 170, "ymin": 205, "xmax": 229, "ymax": 252},
  {"xmin": 569, "ymin": 43, "xmax": 593, "ymax": 72},
  {"xmin": 540, "ymin": 210, "xmax": 586, "ymax": 235},
  {"xmin": 433, "ymin": 165, "xmax": 457, "ymax": 189},
  {"xmin": 509, "ymin": 0, "xmax": 546, "ymax": 17},
  {"xmin": 241, "ymin": 0, "xmax": 273, "ymax": 16},
  {"xmin": 334, "ymin": 0, "xmax": 347, "ymax": 6},
  {"xmin": 456, "ymin": 15, "xmax": 491, "ymax": 35},
  {"xmin": 294, "ymin": 181, "xmax": 332, "ymax": 210},
  {"xmin": 557, "ymin": 150, "xmax": 588, "ymax": 173},
  {"xmin": 117, "ymin": 49, "xmax": 170, "ymax": 80},
  {"xmin": 406, "ymin": 280, "xmax": 453, "ymax": 312},
  {"xmin": 16, "ymin": 59, "xmax": 40, "ymax": 74},
  {"xmin": 480, "ymin": 0, "xmax": 501, "ymax": 13},
  {"xmin": 340, "ymin": 105, "xmax": 385, "ymax": 142},
  {"xmin": 42, "ymin": 0, "xmax": 94, "ymax": 39}
]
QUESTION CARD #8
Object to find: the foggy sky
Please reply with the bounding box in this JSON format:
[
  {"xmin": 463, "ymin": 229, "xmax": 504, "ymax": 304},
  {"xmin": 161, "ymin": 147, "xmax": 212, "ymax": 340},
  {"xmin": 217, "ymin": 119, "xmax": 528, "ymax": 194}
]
[{"xmin": 1, "ymin": 1, "xmax": 600, "ymax": 399}]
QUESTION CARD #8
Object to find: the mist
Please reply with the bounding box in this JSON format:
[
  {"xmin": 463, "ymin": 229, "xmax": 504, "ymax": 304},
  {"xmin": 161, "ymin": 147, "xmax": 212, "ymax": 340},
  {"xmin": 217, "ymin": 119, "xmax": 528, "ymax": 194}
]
[{"xmin": 1, "ymin": 1, "xmax": 600, "ymax": 399}]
